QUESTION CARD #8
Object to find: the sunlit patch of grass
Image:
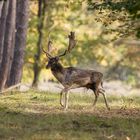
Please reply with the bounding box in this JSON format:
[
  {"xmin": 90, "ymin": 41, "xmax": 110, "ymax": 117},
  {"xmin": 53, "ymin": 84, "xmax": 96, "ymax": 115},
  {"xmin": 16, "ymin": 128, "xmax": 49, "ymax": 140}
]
[
  {"xmin": 0, "ymin": 90, "xmax": 140, "ymax": 114},
  {"xmin": 0, "ymin": 90, "xmax": 140, "ymax": 139}
]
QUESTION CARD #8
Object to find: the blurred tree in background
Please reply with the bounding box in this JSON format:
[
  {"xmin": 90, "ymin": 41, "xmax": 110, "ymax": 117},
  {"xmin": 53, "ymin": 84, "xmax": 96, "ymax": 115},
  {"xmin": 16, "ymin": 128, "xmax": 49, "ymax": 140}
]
[
  {"xmin": 32, "ymin": 0, "xmax": 46, "ymax": 87},
  {"xmin": 0, "ymin": 0, "xmax": 29, "ymax": 91},
  {"xmin": 88, "ymin": 0, "xmax": 140, "ymax": 38},
  {"xmin": 88, "ymin": 0, "xmax": 140, "ymax": 86},
  {"xmin": 0, "ymin": 0, "xmax": 139, "ymax": 90},
  {"xmin": 0, "ymin": 0, "xmax": 16, "ymax": 90},
  {"xmin": 8, "ymin": 0, "xmax": 29, "ymax": 87},
  {"xmin": 25, "ymin": 0, "xmax": 112, "ymax": 85},
  {"xmin": 24, "ymin": 0, "xmax": 140, "ymax": 87}
]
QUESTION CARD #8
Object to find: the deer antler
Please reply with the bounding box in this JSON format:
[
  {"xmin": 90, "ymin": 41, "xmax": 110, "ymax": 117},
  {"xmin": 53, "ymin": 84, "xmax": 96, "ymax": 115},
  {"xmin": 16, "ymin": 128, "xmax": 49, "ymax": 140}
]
[
  {"xmin": 58, "ymin": 31, "xmax": 76, "ymax": 57},
  {"xmin": 42, "ymin": 39, "xmax": 53, "ymax": 58},
  {"xmin": 68, "ymin": 31, "xmax": 76, "ymax": 52}
]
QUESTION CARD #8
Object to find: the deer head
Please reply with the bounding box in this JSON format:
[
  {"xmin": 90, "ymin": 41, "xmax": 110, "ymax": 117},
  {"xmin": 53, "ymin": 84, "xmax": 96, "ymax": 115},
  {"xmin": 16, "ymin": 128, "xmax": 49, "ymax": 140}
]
[{"xmin": 42, "ymin": 32, "xmax": 76, "ymax": 69}]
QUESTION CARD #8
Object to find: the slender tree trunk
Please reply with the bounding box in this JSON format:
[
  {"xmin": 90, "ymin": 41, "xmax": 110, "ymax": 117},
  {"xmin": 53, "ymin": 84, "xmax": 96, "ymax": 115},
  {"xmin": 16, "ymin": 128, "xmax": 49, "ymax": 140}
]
[
  {"xmin": 32, "ymin": 0, "xmax": 46, "ymax": 87},
  {"xmin": 0, "ymin": 1, "xmax": 4, "ymax": 17},
  {"xmin": 0, "ymin": 1, "xmax": 9, "ymax": 67},
  {"xmin": 8, "ymin": 0, "xmax": 29, "ymax": 86},
  {"xmin": 0, "ymin": 0, "xmax": 16, "ymax": 91},
  {"xmin": 6, "ymin": 30, "xmax": 15, "ymax": 87}
]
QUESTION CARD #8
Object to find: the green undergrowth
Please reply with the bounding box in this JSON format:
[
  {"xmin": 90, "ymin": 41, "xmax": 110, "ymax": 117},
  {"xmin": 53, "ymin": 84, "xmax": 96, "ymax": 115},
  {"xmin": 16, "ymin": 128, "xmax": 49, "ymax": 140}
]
[{"xmin": 0, "ymin": 90, "xmax": 140, "ymax": 140}]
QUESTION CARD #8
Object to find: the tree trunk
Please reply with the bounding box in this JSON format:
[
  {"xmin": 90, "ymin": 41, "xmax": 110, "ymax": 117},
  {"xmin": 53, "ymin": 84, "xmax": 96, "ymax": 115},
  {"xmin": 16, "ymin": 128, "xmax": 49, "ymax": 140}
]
[
  {"xmin": 0, "ymin": 0, "xmax": 16, "ymax": 91},
  {"xmin": 0, "ymin": 1, "xmax": 4, "ymax": 17},
  {"xmin": 0, "ymin": 1, "xmax": 9, "ymax": 67},
  {"xmin": 32, "ymin": 0, "xmax": 46, "ymax": 87},
  {"xmin": 6, "ymin": 30, "xmax": 15, "ymax": 87},
  {"xmin": 8, "ymin": 0, "xmax": 29, "ymax": 86}
]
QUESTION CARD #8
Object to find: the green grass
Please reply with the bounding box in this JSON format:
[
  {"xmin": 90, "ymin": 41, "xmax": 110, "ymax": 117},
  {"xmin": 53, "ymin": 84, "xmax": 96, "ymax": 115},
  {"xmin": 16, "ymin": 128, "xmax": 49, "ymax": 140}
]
[{"xmin": 0, "ymin": 90, "xmax": 140, "ymax": 140}]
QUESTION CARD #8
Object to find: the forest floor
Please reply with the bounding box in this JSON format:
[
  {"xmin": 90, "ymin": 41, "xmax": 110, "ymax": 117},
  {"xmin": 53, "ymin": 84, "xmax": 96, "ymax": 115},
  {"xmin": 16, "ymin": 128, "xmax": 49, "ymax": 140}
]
[{"xmin": 0, "ymin": 90, "xmax": 140, "ymax": 140}]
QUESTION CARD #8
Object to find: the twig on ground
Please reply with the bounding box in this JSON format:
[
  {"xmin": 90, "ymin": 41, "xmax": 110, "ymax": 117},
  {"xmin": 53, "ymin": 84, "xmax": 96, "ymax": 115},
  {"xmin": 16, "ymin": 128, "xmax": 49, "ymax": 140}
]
[{"xmin": 0, "ymin": 83, "xmax": 21, "ymax": 94}]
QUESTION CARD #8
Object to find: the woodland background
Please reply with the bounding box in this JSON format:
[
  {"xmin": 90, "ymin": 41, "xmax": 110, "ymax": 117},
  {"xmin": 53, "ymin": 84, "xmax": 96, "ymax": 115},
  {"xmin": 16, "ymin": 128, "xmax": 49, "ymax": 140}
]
[
  {"xmin": 0, "ymin": 0, "xmax": 140, "ymax": 139},
  {"xmin": 0, "ymin": 0, "xmax": 140, "ymax": 91}
]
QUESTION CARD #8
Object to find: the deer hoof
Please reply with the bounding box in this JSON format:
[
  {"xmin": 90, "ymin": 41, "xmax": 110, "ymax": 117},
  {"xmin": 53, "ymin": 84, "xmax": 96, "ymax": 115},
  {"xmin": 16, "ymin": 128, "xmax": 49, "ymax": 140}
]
[{"xmin": 64, "ymin": 107, "xmax": 68, "ymax": 111}]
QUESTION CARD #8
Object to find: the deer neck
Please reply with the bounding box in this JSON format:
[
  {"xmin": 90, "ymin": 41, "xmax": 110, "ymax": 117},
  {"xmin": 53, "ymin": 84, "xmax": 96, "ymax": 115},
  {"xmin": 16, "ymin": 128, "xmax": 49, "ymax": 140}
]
[{"xmin": 51, "ymin": 63, "xmax": 65, "ymax": 83}]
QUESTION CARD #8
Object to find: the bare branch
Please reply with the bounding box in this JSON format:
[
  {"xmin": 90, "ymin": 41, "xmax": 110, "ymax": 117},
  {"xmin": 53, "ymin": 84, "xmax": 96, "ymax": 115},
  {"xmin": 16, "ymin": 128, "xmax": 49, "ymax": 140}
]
[
  {"xmin": 114, "ymin": 39, "xmax": 140, "ymax": 46},
  {"xmin": 0, "ymin": 83, "xmax": 21, "ymax": 94}
]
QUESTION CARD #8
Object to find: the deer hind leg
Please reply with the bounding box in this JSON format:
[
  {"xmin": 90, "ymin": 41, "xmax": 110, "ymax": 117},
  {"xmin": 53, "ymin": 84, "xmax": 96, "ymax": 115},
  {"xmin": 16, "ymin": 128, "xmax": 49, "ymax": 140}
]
[{"xmin": 98, "ymin": 89, "xmax": 110, "ymax": 110}]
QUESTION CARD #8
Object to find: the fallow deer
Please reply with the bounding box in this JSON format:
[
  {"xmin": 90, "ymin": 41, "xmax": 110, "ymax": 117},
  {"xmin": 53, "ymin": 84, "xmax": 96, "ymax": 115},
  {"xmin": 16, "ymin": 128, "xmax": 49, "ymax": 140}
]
[{"xmin": 42, "ymin": 32, "xmax": 110, "ymax": 110}]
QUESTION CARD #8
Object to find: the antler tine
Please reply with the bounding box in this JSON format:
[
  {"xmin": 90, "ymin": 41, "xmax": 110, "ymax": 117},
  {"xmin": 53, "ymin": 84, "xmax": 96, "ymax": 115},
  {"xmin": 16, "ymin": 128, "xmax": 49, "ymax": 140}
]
[
  {"xmin": 58, "ymin": 31, "xmax": 76, "ymax": 57},
  {"xmin": 57, "ymin": 50, "xmax": 67, "ymax": 57},
  {"xmin": 41, "ymin": 47, "xmax": 51, "ymax": 58},
  {"xmin": 42, "ymin": 39, "xmax": 53, "ymax": 58}
]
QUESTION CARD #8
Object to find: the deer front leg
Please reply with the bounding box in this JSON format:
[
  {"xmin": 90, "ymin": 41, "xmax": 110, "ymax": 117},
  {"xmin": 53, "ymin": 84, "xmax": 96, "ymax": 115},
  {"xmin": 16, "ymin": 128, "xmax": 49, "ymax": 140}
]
[
  {"xmin": 98, "ymin": 89, "xmax": 110, "ymax": 110},
  {"xmin": 64, "ymin": 91, "xmax": 69, "ymax": 110},
  {"xmin": 60, "ymin": 90, "xmax": 64, "ymax": 107},
  {"xmin": 60, "ymin": 88, "xmax": 69, "ymax": 110},
  {"xmin": 93, "ymin": 90, "xmax": 99, "ymax": 107}
]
